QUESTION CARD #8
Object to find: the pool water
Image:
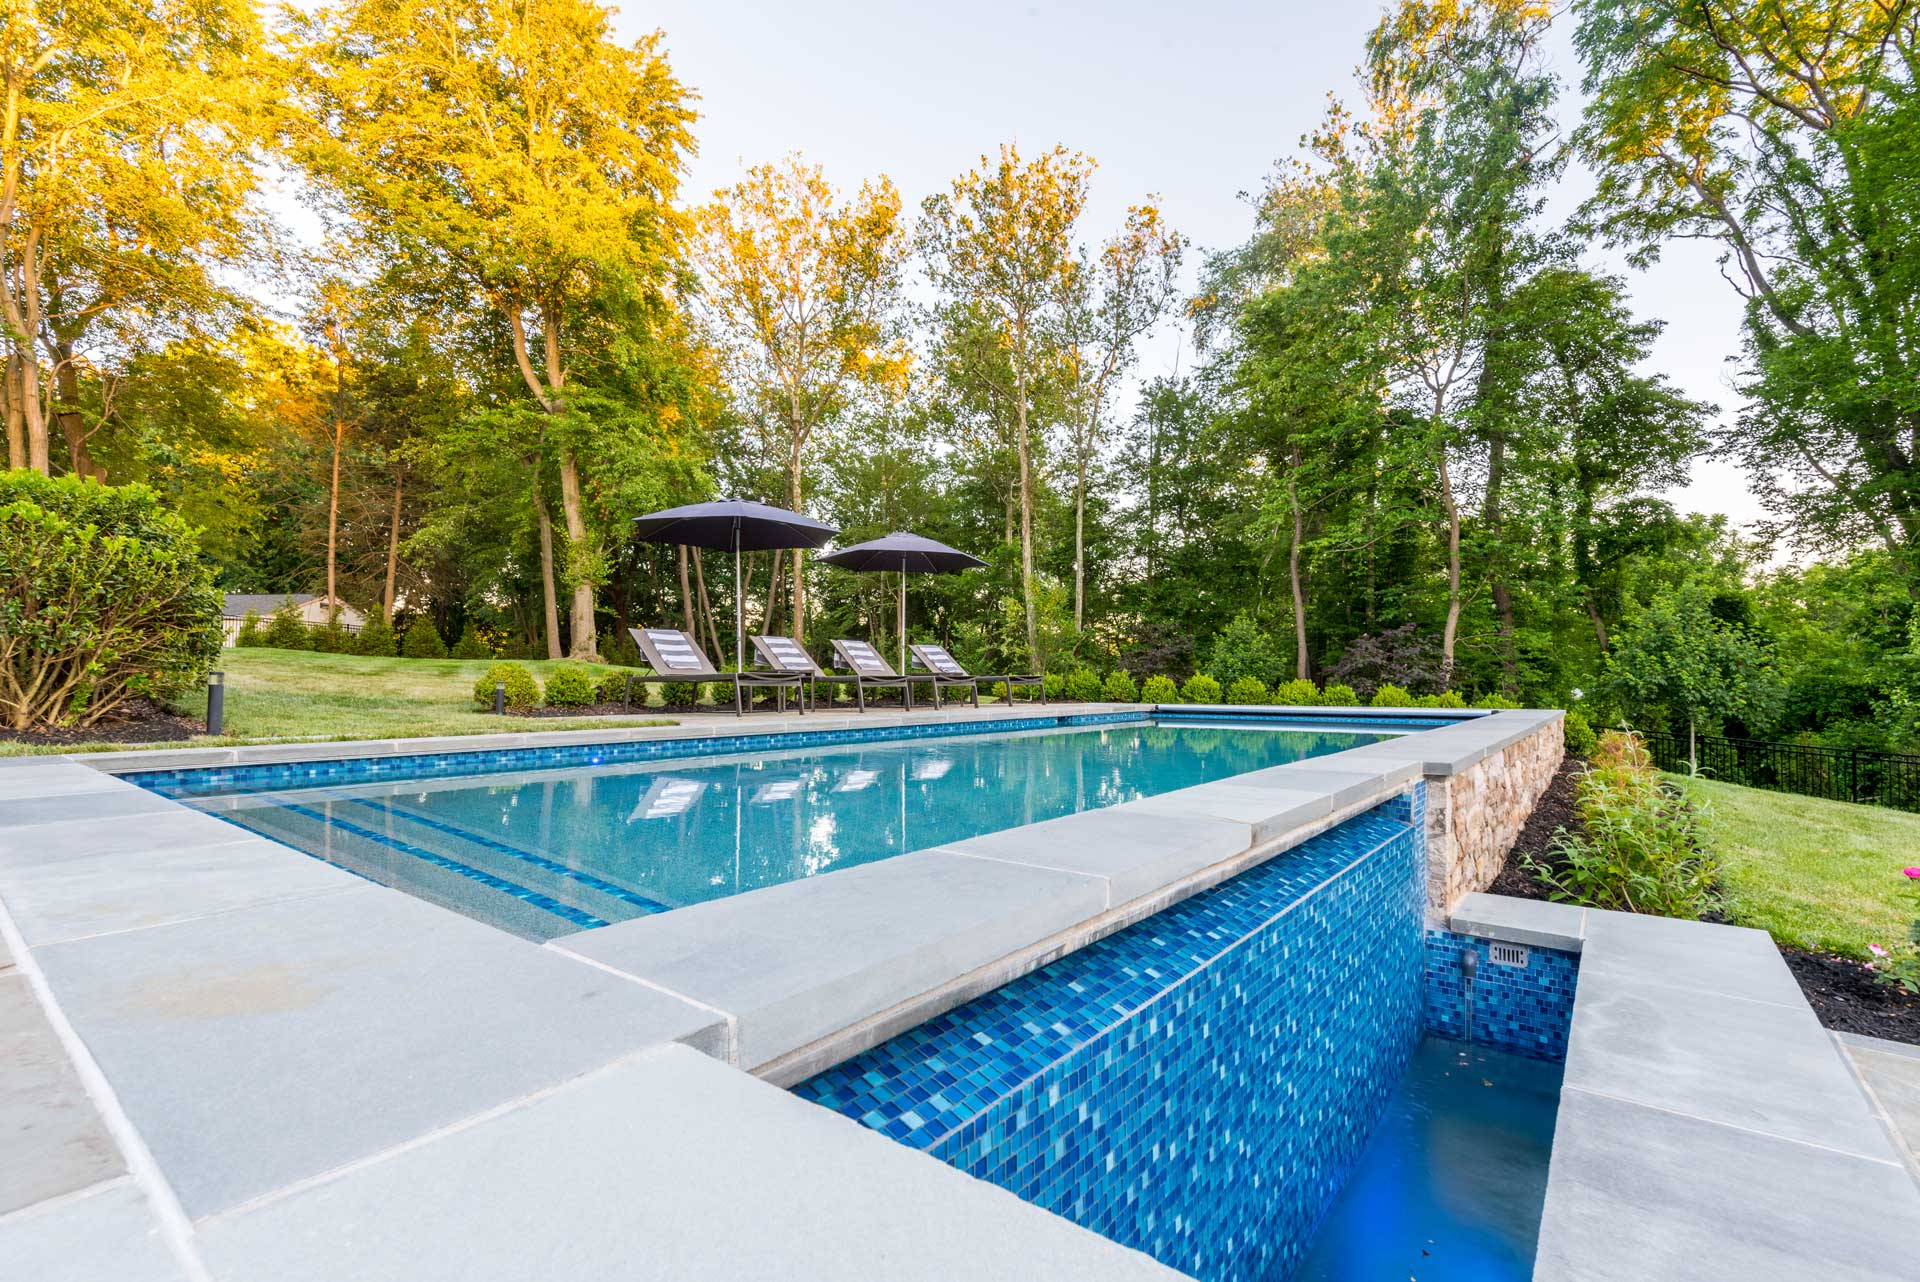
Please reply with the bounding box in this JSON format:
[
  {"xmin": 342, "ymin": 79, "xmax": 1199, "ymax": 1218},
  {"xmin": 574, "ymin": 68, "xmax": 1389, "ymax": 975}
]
[
  {"xmin": 151, "ymin": 719, "xmax": 1386, "ymax": 940},
  {"xmin": 1292, "ymin": 1037, "xmax": 1563, "ymax": 1282}
]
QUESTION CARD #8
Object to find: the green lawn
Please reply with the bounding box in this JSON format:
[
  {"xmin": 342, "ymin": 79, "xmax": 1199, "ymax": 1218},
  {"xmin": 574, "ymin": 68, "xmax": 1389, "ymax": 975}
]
[
  {"xmin": 1683, "ymin": 776, "xmax": 1920, "ymax": 959},
  {"xmin": 0, "ymin": 648, "xmax": 676, "ymax": 756}
]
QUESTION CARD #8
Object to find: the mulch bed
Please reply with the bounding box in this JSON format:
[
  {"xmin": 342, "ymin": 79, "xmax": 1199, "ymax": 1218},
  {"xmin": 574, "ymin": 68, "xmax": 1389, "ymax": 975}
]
[
  {"xmin": 0, "ymin": 699, "xmax": 206, "ymax": 747},
  {"xmin": 1487, "ymin": 756, "xmax": 1920, "ymax": 1047}
]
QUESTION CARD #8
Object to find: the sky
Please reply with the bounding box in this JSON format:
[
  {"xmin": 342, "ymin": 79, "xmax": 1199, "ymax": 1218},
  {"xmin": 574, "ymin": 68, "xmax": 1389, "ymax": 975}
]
[{"xmin": 617, "ymin": 0, "xmax": 1767, "ymax": 531}]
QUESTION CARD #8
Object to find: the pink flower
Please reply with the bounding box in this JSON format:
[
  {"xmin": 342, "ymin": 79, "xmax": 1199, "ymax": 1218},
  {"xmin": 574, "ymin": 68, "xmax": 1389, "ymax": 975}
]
[
  {"xmin": 1903, "ymin": 867, "xmax": 1920, "ymax": 879},
  {"xmin": 1869, "ymin": 944, "xmax": 1889, "ymax": 957}
]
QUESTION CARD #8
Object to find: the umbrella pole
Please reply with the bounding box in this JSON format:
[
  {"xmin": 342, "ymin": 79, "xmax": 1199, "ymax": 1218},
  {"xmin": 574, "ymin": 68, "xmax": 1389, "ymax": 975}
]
[
  {"xmin": 898, "ymin": 565, "xmax": 907, "ymax": 677},
  {"xmin": 734, "ymin": 540, "xmax": 743, "ymax": 672}
]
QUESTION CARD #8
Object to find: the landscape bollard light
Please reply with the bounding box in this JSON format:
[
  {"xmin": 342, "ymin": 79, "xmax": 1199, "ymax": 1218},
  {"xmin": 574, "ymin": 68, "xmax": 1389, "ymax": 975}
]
[
  {"xmin": 207, "ymin": 671, "xmax": 225, "ymax": 736},
  {"xmin": 494, "ymin": 681, "xmax": 505, "ymax": 716}
]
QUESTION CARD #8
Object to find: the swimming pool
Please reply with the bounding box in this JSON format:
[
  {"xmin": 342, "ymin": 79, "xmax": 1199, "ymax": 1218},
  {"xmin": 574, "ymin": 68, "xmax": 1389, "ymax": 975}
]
[{"xmin": 133, "ymin": 717, "xmax": 1393, "ymax": 941}]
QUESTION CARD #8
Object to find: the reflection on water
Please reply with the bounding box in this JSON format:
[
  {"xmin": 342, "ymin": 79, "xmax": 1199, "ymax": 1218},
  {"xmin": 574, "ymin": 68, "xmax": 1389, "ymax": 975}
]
[{"xmin": 189, "ymin": 721, "xmax": 1386, "ymax": 939}]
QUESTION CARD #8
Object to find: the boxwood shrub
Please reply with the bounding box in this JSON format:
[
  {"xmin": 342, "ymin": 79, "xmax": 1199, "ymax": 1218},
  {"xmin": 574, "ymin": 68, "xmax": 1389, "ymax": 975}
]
[
  {"xmin": 1101, "ymin": 669, "xmax": 1139, "ymax": 703},
  {"xmin": 401, "ymin": 617, "xmax": 448, "ymax": 659},
  {"xmin": 1139, "ymin": 674, "xmax": 1179, "ymax": 704},
  {"xmin": 1180, "ymin": 673, "xmax": 1223, "ymax": 704},
  {"xmin": 543, "ymin": 665, "xmax": 596, "ymax": 708},
  {"xmin": 1319, "ymin": 682, "xmax": 1359, "ymax": 707},
  {"xmin": 1371, "ymin": 683, "xmax": 1415, "ymax": 707},
  {"xmin": 1063, "ymin": 667, "xmax": 1103, "ymax": 702},
  {"xmin": 470, "ymin": 662, "xmax": 539, "ymax": 711},
  {"xmin": 1271, "ymin": 678, "xmax": 1318, "ymax": 706},
  {"xmin": 1224, "ymin": 675, "xmax": 1269, "ymax": 705}
]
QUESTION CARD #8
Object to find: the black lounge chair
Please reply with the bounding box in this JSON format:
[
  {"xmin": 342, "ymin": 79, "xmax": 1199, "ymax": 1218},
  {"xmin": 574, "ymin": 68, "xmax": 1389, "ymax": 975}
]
[
  {"xmin": 827, "ymin": 639, "xmax": 917, "ymax": 712},
  {"xmin": 749, "ymin": 634, "xmax": 834, "ymax": 711},
  {"xmin": 909, "ymin": 643, "xmax": 1044, "ymax": 707},
  {"xmin": 626, "ymin": 627, "xmax": 804, "ymax": 716}
]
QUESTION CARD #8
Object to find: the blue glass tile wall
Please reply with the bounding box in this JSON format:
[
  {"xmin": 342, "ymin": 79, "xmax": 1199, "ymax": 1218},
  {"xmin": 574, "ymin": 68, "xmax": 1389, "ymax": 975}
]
[
  {"xmin": 796, "ymin": 796, "xmax": 1427, "ymax": 1282},
  {"xmin": 1423, "ymin": 929, "xmax": 1579, "ymax": 1062}
]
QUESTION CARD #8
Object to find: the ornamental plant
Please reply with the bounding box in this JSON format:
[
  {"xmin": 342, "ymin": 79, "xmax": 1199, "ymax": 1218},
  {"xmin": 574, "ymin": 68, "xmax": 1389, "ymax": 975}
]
[
  {"xmin": 543, "ymin": 665, "xmax": 596, "ymax": 707},
  {"xmin": 1063, "ymin": 667, "xmax": 1103, "ymax": 701},
  {"xmin": 234, "ymin": 609, "xmax": 263, "ymax": 647},
  {"xmin": 1319, "ymin": 682, "xmax": 1358, "ymax": 707},
  {"xmin": 450, "ymin": 623, "xmax": 492, "ymax": 659},
  {"xmin": 1271, "ymin": 678, "xmax": 1318, "ymax": 706},
  {"xmin": 262, "ymin": 599, "xmax": 313, "ymax": 650},
  {"xmin": 470, "ymin": 661, "xmax": 539, "ymax": 710},
  {"xmin": 312, "ymin": 611, "xmax": 353, "ymax": 654},
  {"xmin": 1371, "ymin": 683, "xmax": 1414, "ymax": 707},
  {"xmin": 1101, "ymin": 669, "xmax": 1139, "ymax": 703},
  {"xmin": 1563, "ymin": 709, "xmax": 1598, "ymax": 757},
  {"xmin": 0, "ymin": 474, "xmax": 224, "ymax": 729},
  {"xmin": 1224, "ymin": 675, "xmax": 1269, "ymax": 705},
  {"xmin": 596, "ymin": 668, "xmax": 640, "ymax": 704},
  {"xmin": 355, "ymin": 608, "xmax": 396, "ymax": 656},
  {"xmin": 1866, "ymin": 867, "xmax": 1920, "ymax": 995},
  {"xmin": 1415, "ymin": 690, "xmax": 1468, "ymax": 709},
  {"xmin": 1180, "ymin": 673, "xmax": 1222, "ymax": 704},
  {"xmin": 401, "ymin": 617, "xmax": 448, "ymax": 658},
  {"xmin": 1140, "ymin": 674, "xmax": 1179, "ymax": 704}
]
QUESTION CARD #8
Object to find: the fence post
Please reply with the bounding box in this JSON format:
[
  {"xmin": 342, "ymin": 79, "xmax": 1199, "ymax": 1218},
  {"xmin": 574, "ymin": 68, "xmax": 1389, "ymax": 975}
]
[
  {"xmin": 206, "ymin": 671, "xmax": 225, "ymax": 736},
  {"xmin": 1850, "ymin": 746, "xmax": 1861, "ymax": 803},
  {"xmin": 493, "ymin": 681, "xmax": 505, "ymax": 716}
]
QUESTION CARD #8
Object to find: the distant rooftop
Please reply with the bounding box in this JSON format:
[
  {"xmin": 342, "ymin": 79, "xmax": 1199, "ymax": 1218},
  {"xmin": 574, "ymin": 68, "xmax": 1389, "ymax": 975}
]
[{"xmin": 222, "ymin": 592, "xmax": 321, "ymax": 617}]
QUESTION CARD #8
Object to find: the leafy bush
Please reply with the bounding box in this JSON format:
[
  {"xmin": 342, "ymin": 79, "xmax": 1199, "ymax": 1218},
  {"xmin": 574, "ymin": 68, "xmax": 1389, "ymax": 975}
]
[
  {"xmin": 596, "ymin": 669, "xmax": 640, "ymax": 704},
  {"xmin": 1867, "ymin": 868, "xmax": 1920, "ymax": 995},
  {"xmin": 1203, "ymin": 614, "xmax": 1286, "ymax": 690},
  {"xmin": 1329, "ymin": 624, "xmax": 1444, "ymax": 697},
  {"xmin": 1224, "ymin": 675, "xmax": 1269, "ymax": 705},
  {"xmin": 450, "ymin": 623, "xmax": 491, "ymax": 659},
  {"xmin": 1101, "ymin": 669, "xmax": 1139, "ymax": 703},
  {"xmin": 356, "ymin": 609, "xmax": 396, "ymax": 657},
  {"xmin": 1563, "ymin": 708, "xmax": 1598, "ymax": 757},
  {"xmin": 1319, "ymin": 682, "xmax": 1359, "ymax": 707},
  {"xmin": 1271, "ymin": 677, "xmax": 1318, "ymax": 706},
  {"xmin": 234, "ymin": 609, "xmax": 263, "ymax": 647},
  {"xmin": 0, "ymin": 474, "xmax": 223, "ymax": 729},
  {"xmin": 661, "ymin": 681, "xmax": 699, "ymax": 709},
  {"xmin": 1043, "ymin": 672, "xmax": 1066, "ymax": 700},
  {"xmin": 1525, "ymin": 731, "xmax": 1719, "ymax": 919},
  {"xmin": 262, "ymin": 600, "xmax": 313, "ymax": 650},
  {"xmin": 1415, "ymin": 690, "xmax": 1468, "ymax": 709},
  {"xmin": 543, "ymin": 665, "xmax": 596, "ymax": 707},
  {"xmin": 1371, "ymin": 683, "xmax": 1414, "ymax": 707},
  {"xmin": 312, "ymin": 612, "xmax": 353, "ymax": 654},
  {"xmin": 1140, "ymin": 674, "xmax": 1179, "ymax": 704},
  {"xmin": 471, "ymin": 662, "xmax": 539, "ymax": 711},
  {"xmin": 1064, "ymin": 667, "xmax": 1103, "ymax": 701},
  {"xmin": 1473, "ymin": 692, "xmax": 1522, "ymax": 709},
  {"xmin": 1181, "ymin": 673, "xmax": 1223, "ymax": 704},
  {"xmin": 401, "ymin": 617, "xmax": 448, "ymax": 659}
]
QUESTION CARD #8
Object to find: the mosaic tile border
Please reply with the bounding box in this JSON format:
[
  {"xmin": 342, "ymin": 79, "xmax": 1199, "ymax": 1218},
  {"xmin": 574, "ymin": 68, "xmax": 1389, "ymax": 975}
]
[{"xmin": 1424, "ymin": 928, "xmax": 1579, "ymax": 1062}]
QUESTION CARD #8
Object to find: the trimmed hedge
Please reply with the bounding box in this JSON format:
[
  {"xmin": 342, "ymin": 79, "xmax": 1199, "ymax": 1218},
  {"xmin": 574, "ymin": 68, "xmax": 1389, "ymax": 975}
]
[
  {"xmin": 1180, "ymin": 673, "xmax": 1223, "ymax": 704},
  {"xmin": 1271, "ymin": 677, "xmax": 1318, "ymax": 706},
  {"xmin": 401, "ymin": 617, "xmax": 448, "ymax": 659},
  {"xmin": 470, "ymin": 662, "xmax": 539, "ymax": 711},
  {"xmin": 1224, "ymin": 675, "xmax": 1269, "ymax": 705},
  {"xmin": 1564, "ymin": 708, "xmax": 1598, "ymax": 756},
  {"xmin": 543, "ymin": 665, "xmax": 596, "ymax": 707},
  {"xmin": 1319, "ymin": 682, "xmax": 1359, "ymax": 707},
  {"xmin": 1101, "ymin": 669, "xmax": 1139, "ymax": 703},
  {"xmin": 356, "ymin": 609, "xmax": 396, "ymax": 656},
  {"xmin": 1139, "ymin": 674, "xmax": 1179, "ymax": 704},
  {"xmin": 1371, "ymin": 683, "xmax": 1415, "ymax": 707},
  {"xmin": 1063, "ymin": 667, "xmax": 1103, "ymax": 702}
]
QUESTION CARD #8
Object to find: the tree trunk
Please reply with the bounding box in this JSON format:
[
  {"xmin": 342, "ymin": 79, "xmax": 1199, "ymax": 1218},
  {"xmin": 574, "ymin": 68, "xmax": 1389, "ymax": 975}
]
[
  {"xmin": 4, "ymin": 353, "xmax": 24, "ymax": 470},
  {"xmin": 51, "ymin": 345, "xmax": 99, "ymax": 480},
  {"xmin": 1287, "ymin": 451, "xmax": 1308, "ymax": 680},
  {"xmin": 535, "ymin": 483, "xmax": 563, "ymax": 660},
  {"xmin": 1584, "ymin": 596, "xmax": 1610, "ymax": 653},
  {"xmin": 326, "ymin": 418, "xmax": 343, "ymax": 607},
  {"xmin": 692, "ymin": 549, "xmax": 723, "ymax": 658},
  {"xmin": 1483, "ymin": 430, "xmax": 1518, "ymax": 695},
  {"xmin": 788, "ymin": 462, "xmax": 807, "ymax": 642},
  {"xmin": 557, "ymin": 450, "xmax": 598, "ymax": 661},
  {"xmin": 1435, "ymin": 444, "xmax": 1462, "ymax": 688},
  {"xmin": 1014, "ymin": 334, "xmax": 1038, "ymax": 662},
  {"xmin": 384, "ymin": 472, "xmax": 403, "ymax": 616},
  {"xmin": 1073, "ymin": 460, "xmax": 1087, "ymax": 633},
  {"xmin": 678, "ymin": 545, "xmax": 696, "ymax": 635},
  {"xmin": 763, "ymin": 549, "xmax": 784, "ymax": 637}
]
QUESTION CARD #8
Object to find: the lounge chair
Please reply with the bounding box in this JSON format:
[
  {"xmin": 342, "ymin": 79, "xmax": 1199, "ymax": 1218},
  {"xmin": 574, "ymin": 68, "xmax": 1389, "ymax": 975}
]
[
  {"xmin": 626, "ymin": 627, "xmax": 805, "ymax": 716},
  {"xmin": 749, "ymin": 634, "xmax": 831, "ymax": 711},
  {"xmin": 909, "ymin": 643, "xmax": 1045, "ymax": 707},
  {"xmin": 826, "ymin": 639, "xmax": 917, "ymax": 712}
]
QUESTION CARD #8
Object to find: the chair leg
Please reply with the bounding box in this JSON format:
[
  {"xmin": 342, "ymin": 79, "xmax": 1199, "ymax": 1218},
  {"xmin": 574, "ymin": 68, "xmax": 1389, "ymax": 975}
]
[
  {"xmin": 856, "ymin": 682, "xmax": 866, "ymax": 713},
  {"xmin": 733, "ymin": 679, "xmax": 743, "ymax": 717}
]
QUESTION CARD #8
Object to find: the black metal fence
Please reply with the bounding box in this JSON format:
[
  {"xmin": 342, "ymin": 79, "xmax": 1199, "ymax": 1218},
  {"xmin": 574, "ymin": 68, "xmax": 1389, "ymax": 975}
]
[{"xmin": 1645, "ymin": 730, "xmax": 1920, "ymax": 814}]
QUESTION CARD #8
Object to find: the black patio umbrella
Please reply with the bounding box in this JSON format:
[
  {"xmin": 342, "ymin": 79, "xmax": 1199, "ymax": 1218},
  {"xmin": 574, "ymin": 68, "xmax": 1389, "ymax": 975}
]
[
  {"xmin": 632, "ymin": 498, "xmax": 839, "ymax": 670},
  {"xmin": 816, "ymin": 531, "xmax": 986, "ymax": 675}
]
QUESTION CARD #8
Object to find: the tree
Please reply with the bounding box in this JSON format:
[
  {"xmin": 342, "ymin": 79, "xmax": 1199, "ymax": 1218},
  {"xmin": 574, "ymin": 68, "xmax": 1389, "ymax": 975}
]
[
  {"xmin": 1601, "ymin": 581, "xmax": 1783, "ymax": 771},
  {"xmin": 691, "ymin": 156, "xmax": 909, "ymax": 640},
  {"xmin": 1058, "ymin": 204, "xmax": 1183, "ymax": 629},
  {"xmin": 920, "ymin": 144, "xmax": 1093, "ymax": 658},
  {"xmin": 1575, "ymin": 1, "xmax": 1920, "ymax": 587},
  {"xmin": 0, "ymin": 0, "xmax": 271, "ymax": 477},
  {"xmin": 292, "ymin": 0, "xmax": 696, "ymax": 660}
]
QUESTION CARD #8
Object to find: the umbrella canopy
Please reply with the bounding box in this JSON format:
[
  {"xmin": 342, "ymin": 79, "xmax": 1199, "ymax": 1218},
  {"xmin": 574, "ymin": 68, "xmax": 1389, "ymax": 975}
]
[
  {"xmin": 817, "ymin": 532, "xmax": 986, "ymax": 674},
  {"xmin": 632, "ymin": 498, "xmax": 840, "ymax": 670}
]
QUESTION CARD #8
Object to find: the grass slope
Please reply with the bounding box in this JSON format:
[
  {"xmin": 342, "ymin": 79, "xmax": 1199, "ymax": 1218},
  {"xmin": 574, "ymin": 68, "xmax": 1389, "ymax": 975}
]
[
  {"xmin": 1, "ymin": 648, "xmax": 673, "ymax": 756},
  {"xmin": 1685, "ymin": 777, "xmax": 1920, "ymax": 959}
]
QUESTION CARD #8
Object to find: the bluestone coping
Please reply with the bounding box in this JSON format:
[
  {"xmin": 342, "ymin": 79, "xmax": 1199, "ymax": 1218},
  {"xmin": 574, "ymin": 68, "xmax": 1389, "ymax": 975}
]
[
  {"xmin": 0, "ymin": 971, "xmax": 124, "ymax": 1215},
  {"xmin": 1838, "ymin": 1032, "xmax": 1920, "ymax": 1176},
  {"xmin": 195, "ymin": 1043, "xmax": 1187, "ymax": 1282},
  {"xmin": 0, "ymin": 1180, "xmax": 187, "ymax": 1282},
  {"xmin": 931, "ymin": 805, "xmax": 1254, "ymax": 906},
  {"xmin": 1449, "ymin": 891, "xmax": 1586, "ymax": 952}
]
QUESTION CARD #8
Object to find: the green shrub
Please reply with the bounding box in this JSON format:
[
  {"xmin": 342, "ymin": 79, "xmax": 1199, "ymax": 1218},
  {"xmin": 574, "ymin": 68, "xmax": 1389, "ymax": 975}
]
[
  {"xmin": 1415, "ymin": 690, "xmax": 1469, "ymax": 709},
  {"xmin": 1202, "ymin": 614, "xmax": 1286, "ymax": 690},
  {"xmin": 1319, "ymin": 682, "xmax": 1359, "ymax": 707},
  {"xmin": 262, "ymin": 600, "xmax": 313, "ymax": 650},
  {"xmin": 1224, "ymin": 675, "xmax": 1269, "ymax": 705},
  {"xmin": 1140, "ymin": 674, "xmax": 1179, "ymax": 704},
  {"xmin": 401, "ymin": 617, "xmax": 448, "ymax": 659},
  {"xmin": 1043, "ymin": 672, "xmax": 1066, "ymax": 700},
  {"xmin": 1371, "ymin": 683, "xmax": 1414, "ymax": 707},
  {"xmin": 661, "ymin": 680, "xmax": 699, "ymax": 709},
  {"xmin": 312, "ymin": 612, "xmax": 353, "ymax": 654},
  {"xmin": 1525, "ymin": 731, "xmax": 1719, "ymax": 919},
  {"xmin": 1563, "ymin": 708, "xmax": 1598, "ymax": 757},
  {"xmin": 356, "ymin": 609, "xmax": 396, "ymax": 657},
  {"xmin": 1473, "ymin": 692, "xmax": 1522, "ymax": 709},
  {"xmin": 0, "ymin": 474, "xmax": 223, "ymax": 729},
  {"xmin": 234, "ymin": 609, "xmax": 262, "ymax": 647},
  {"xmin": 1271, "ymin": 677, "xmax": 1318, "ymax": 706},
  {"xmin": 450, "ymin": 623, "xmax": 491, "ymax": 659},
  {"xmin": 471, "ymin": 661, "xmax": 539, "ymax": 711},
  {"xmin": 1101, "ymin": 669, "xmax": 1139, "ymax": 703},
  {"xmin": 1181, "ymin": 673, "xmax": 1223, "ymax": 704},
  {"xmin": 596, "ymin": 669, "xmax": 641, "ymax": 704},
  {"xmin": 1064, "ymin": 667, "xmax": 1103, "ymax": 701},
  {"xmin": 543, "ymin": 665, "xmax": 596, "ymax": 707}
]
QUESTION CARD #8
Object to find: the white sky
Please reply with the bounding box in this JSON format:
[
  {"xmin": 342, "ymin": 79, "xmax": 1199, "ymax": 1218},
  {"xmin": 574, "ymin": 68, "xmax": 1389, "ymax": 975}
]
[{"xmin": 623, "ymin": 0, "xmax": 1766, "ymax": 530}]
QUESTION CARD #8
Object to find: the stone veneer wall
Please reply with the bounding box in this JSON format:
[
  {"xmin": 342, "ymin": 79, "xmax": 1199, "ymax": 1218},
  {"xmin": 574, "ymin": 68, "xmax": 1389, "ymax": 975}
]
[{"xmin": 1424, "ymin": 716, "xmax": 1564, "ymax": 913}]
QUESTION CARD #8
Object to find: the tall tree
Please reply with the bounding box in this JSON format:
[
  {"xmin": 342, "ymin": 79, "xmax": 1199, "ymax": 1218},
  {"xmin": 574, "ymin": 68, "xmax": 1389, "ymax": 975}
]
[
  {"xmin": 691, "ymin": 156, "xmax": 909, "ymax": 641},
  {"xmin": 293, "ymin": 0, "xmax": 696, "ymax": 659},
  {"xmin": 0, "ymin": 0, "xmax": 270, "ymax": 476},
  {"xmin": 1058, "ymin": 203, "xmax": 1183, "ymax": 630},
  {"xmin": 1575, "ymin": 0, "xmax": 1920, "ymax": 584},
  {"xmin": 920, "ymin": 144, "xmax": 1093, "ymax": 658}
]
